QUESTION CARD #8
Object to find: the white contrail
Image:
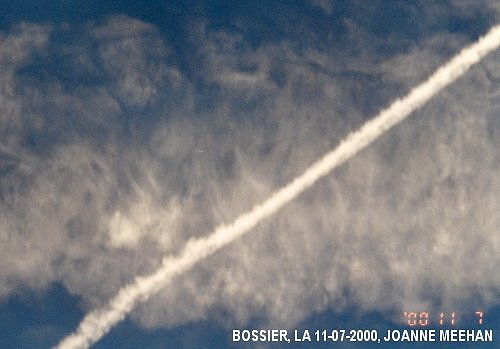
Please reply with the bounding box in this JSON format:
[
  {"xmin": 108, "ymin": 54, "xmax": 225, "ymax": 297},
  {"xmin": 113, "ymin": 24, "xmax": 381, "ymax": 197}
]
[{"xmin": 53, "ymin": 25, "xmax": 500, "ymax": 349}]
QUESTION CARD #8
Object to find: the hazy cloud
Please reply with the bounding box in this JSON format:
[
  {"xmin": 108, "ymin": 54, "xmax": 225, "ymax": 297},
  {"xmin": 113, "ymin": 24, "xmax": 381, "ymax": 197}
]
[{"xmin": 0, "ymin": 2, "xmax": 499, "ymax": 334}]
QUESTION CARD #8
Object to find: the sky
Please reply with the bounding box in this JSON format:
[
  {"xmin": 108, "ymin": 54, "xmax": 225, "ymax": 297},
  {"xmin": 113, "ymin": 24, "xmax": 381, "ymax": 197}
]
[{"xmin": 0, "ymin": 1, "xmax": 499, "ymax": 348}]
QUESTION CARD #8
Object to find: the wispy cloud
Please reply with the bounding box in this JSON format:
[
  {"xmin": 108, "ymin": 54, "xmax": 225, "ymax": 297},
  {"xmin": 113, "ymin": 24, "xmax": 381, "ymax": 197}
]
[
  {"xmin": 0, "ymin": 3, "xmax": 499, "ymax": 347},
  {"xmin": 53, "ymin": 24, "xmax": 500, "ymax": 349}
]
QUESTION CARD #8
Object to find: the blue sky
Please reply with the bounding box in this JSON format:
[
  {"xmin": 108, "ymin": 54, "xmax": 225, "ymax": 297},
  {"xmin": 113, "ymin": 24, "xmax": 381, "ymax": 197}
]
[{"xmin": 0, "ymin": 1, "xmax": 499, "ymax": 348}]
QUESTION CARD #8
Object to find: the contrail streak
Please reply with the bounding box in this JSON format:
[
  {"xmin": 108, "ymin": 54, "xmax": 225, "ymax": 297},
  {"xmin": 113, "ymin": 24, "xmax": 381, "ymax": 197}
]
[{"xmin": 53, "ymin": 25, "xmax": 500, "ymax": 349}]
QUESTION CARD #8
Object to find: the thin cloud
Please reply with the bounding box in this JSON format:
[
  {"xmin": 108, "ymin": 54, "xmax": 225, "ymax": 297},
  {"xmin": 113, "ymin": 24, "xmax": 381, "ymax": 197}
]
[
  {"xmin": 53, "ymin": 24, "xmax": 500, "ymax": 349},
  {"xmin": 0, "ymin": 4, "xmax": 498, "ymax": 348}
]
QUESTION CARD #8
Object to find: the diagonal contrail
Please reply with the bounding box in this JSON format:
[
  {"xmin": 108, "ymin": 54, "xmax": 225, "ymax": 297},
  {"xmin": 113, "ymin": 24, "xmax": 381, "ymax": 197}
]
[{"xmin": 53, "ymin": 25, "xmax": 500, "ymax": 349}]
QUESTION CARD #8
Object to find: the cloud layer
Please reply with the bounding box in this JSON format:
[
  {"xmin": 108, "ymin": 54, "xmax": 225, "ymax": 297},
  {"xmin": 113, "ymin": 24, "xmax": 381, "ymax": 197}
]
[{"xmin": 1, "ymin": 1, "xmax": 499, "ymax": 333}]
